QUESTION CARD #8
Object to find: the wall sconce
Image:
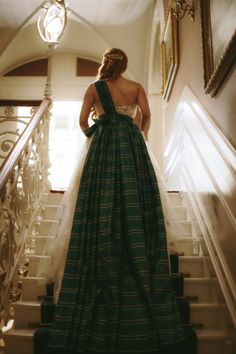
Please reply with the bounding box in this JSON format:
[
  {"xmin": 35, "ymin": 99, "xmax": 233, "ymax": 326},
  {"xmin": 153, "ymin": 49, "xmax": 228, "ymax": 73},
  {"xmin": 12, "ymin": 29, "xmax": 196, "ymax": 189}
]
[
  {"xmin": 173, "ymin": 0, "xmax": 195, "ymax": 21},
  {"xmin": 37, "ymin": 0, "xmax": 68, "ymax": 48}
]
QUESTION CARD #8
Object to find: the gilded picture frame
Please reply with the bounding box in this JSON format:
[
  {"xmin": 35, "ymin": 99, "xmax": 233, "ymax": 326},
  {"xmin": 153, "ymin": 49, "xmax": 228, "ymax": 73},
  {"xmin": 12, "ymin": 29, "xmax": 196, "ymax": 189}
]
[
  {"xmin": 200, "ymin": 0, "xmax": 236, "ymax": 97},
  {"xmin": 161, "ymin": 8, "xmax": 179, "ymax": 101}
]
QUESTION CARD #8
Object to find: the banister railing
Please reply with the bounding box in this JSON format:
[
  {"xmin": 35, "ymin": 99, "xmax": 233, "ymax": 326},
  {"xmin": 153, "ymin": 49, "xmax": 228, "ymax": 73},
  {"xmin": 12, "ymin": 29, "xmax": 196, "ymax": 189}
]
[
  {"xmin": 0, "ymin": 98, "xmax": 51, "ymax": 331},
  {"xmin": 0, "ymin": 99, "xmax": 50, "ymax": 187}
]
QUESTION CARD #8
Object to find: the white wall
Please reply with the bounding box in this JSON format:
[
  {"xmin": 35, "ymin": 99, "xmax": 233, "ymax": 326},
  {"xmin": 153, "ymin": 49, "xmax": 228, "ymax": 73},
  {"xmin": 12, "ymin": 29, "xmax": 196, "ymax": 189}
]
[
  {"xmin": 163, "ymin": 0, "xmax": 236, "ymax": 150},
  {"xmin": 0, "ymin": 54, "xmax": 91, "ymax": 101},
  {"xmin": 165, "ymin": 85, "xmax": 236, "ymax": 326},
  {"xmin": 148, "ymin": 94, "xmax": 164, "ymax": 167}
]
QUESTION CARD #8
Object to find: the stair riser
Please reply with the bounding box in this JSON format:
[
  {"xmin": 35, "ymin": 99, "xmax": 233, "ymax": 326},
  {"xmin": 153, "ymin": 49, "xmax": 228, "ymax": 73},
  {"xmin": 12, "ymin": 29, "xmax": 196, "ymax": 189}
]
[
  {"xmin": 26, "ymin": 237, "xmax": 55, "ymax": 255},
  {"xmin": 186, "ymin": 208, "xmax": 197, "ymax": 221},
  {"xmin": 184, "ymin": 280, "xmax": 214, "ymax": 302},
  {"xmin": 43, "ymin": 192, "xmax": 64, "ymax": 205},
  {"xmin": 3, "ymin": 336, "xmax": 34, "ymax": 354},
  {"xmin": 28, "ymin": 257, "xmax": 52, "ymax": 277},
  {"xmin": 168, "ymin": 193, "xmax": 182, "ymax": 206},
  {"xmin": 198, "ymin": 339, "xmax": 231, "ymax": 354},
  {"xmin": 13, "ymin": 304, "xmax": 41, "ymax": 329},
  {"xmin": 199, "ymin": 237, "xmax": 210, "ymax": 256},
  {"xmin": 191, "ymin": 307, "xmax": 221, "ymax": 329},
  {"xmin": 38, "ymin": 220, "xmax": 60, "ymax": 236},
  {"xmin": 192, "ymin": 221, "xmax": 203, "ymax": 237},
  {"xmin": 21, "ymin": 277, "xmax": 46, "ymax": 302},
  {"xmin": 171, "ymin": 206, "xmax": 187, "ymax": 221},
  {"xmin": 43, "ymin": 205, "xmax": 63, "ymax": 219},
  {"xmin": 173, "ymin": 221, "xmax": 192, "ymax": 237},
  {"xmin": 173, "ymin": 239, "xmax": 196, "ymax": 256},
  {"xmin": 179, "ymin": 258, "xmax": 204, "ymax": 278}
]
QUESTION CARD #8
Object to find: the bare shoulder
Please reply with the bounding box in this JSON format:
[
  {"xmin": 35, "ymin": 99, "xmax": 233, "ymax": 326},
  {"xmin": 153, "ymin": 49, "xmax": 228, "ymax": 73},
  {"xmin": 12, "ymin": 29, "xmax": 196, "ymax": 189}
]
[
  {"xmin": 85, "ymin": 82, "xmax": 96, "ymax": 94},
  {"xmin": 123, "ymin": 77, "xmax": 142, "ymax": 88},
  {"xmin": 83, "ymin": 82, "xmax": 97, "ymax": 99},
  {"xmin": 122, "ymin": 78, "xmax": 144, "ymax": 95}
]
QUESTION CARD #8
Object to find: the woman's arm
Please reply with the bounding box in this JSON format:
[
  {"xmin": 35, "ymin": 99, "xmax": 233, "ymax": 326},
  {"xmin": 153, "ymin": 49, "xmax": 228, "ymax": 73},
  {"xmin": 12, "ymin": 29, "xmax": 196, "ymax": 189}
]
[
  {"xmin": 134, "ymin": 107, "xmax": 142, "ymax": 129},
  {"xmin": 136, "ymin": 84, "xmax": 151, "ymax": 138},
  {"xmin": 79, "ymin": 84, "xmax": 95, "ymax": 132}
]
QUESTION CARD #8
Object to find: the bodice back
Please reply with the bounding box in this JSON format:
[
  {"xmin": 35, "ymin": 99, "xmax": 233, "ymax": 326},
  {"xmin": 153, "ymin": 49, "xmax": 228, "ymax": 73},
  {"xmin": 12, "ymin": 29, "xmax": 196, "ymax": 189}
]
[{"xmin": 94, "ymin": 102, "xmax": 138, "ymax": 119}]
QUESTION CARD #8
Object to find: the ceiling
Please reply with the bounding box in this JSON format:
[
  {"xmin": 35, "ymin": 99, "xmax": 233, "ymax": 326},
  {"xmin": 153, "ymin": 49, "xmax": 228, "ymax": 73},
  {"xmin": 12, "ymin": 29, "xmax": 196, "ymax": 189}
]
[
  {"xmin": 0, "ymin": 0, "xmax": 156, "ymax": 82},
  {"xmin": 0, "ymin": 0, "xmax": 153, "ymax": 28}
]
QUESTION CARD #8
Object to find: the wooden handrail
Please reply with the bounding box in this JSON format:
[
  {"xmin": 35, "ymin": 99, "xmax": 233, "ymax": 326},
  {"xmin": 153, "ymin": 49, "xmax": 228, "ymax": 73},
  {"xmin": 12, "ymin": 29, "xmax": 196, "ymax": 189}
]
[{"xmin": 0, "ymin": 98, "xmax": 51, "ymax": 189}]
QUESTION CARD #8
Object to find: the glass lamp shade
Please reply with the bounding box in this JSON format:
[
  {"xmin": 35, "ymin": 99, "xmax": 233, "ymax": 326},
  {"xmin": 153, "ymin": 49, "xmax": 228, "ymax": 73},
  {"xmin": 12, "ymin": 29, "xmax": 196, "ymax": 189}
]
[{"xmin": 37, "ymin": 0, "xmax": 67, "ymax": 46}]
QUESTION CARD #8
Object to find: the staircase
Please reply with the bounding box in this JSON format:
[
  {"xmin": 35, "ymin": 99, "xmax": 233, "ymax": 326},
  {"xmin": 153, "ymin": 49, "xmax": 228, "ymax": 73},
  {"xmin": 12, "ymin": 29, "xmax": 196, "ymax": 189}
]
[{"xmin": 2, "ymin": 192, "xmax": 235, "ymax": 354}]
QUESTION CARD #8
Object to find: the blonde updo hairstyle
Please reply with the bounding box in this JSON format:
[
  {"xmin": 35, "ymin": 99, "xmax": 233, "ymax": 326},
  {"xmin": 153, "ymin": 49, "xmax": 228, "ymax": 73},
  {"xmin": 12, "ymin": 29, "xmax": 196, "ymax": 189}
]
[{"xmin": 97, "ymin": 48, "xmax": 128, "ymax": 81}]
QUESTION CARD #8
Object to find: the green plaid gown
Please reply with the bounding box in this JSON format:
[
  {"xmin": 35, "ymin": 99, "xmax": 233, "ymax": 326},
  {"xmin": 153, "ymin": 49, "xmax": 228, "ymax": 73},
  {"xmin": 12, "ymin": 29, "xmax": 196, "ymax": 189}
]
[{"xmin": 48, "ymin": 80, "xmax": 185, "ymax": 353}]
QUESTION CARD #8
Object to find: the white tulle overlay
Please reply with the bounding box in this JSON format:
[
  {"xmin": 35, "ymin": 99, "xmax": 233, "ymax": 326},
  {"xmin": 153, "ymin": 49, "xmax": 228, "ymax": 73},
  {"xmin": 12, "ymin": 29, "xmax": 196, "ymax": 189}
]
[
  {"xmin": 37, "ymin": 135, "xmax": 183, "ymax": 301},
  {"xmin": 37, "ymin": 137, "xmax": 93, "ymax": 300}
]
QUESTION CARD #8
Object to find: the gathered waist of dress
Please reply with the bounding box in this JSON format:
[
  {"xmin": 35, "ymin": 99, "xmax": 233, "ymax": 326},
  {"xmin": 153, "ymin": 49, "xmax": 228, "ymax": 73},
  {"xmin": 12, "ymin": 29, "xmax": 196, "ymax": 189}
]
[{"xmin": 94, "ymin": 102, "xmax": 138, "ymax": 119}]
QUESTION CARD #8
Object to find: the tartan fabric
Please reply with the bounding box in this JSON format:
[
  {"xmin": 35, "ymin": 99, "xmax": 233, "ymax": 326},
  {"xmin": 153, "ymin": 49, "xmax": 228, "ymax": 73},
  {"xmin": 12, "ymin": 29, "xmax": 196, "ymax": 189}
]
[{"xmin": 48, "ymin": 80, "xmax": 186, "ymax": 353}]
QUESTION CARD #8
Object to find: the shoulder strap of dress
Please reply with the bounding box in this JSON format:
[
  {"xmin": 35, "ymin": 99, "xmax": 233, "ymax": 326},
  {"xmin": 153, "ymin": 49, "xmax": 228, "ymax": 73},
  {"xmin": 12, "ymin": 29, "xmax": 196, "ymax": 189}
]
[{"xmin": 94, "ymin": 80, "xmax": 116, "ymax": 114}]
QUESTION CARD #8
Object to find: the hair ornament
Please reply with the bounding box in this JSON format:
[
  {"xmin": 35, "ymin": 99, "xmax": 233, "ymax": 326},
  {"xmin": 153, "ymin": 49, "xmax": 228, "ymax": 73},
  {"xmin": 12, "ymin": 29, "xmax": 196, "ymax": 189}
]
[{"xmin": 106, "ymin": 53, "xmax": 123, "ymax": 60}]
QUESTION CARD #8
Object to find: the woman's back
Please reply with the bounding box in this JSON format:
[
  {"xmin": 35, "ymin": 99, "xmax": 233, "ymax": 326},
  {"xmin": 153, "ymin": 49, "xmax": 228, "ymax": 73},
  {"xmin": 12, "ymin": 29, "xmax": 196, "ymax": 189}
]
[{"xmin": 93, "ymin": 77, "xmax": 140, "ymax": 107}]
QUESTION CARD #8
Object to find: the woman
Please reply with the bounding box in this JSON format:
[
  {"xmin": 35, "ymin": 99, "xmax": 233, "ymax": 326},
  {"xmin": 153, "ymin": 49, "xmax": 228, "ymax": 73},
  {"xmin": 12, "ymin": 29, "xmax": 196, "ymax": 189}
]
[{"xmin": 48, "ymin": 48, "xmax": 186, "ymax": 353}]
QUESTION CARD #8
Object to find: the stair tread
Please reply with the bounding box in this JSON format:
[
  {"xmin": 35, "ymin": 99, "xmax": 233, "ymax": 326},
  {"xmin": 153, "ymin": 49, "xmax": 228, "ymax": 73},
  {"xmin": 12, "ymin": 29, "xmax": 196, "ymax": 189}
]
[
  {"xmin": 13, "ymin": 300, "xmax": 41, "ymax": 307},
  {"xmin": 32, "ymin": 235, "xmax": 56, "ymax": 239},
  {"xmin": 20, "ymin": 276, "xmax": 47, "ymax": 280},
  {"xmin": 185, "ymin": 277, "xmax": 216, "ymax": 281},
  {"xmin": 190, "ymin": 303, "xmax": 226, "ymax": 308},
  {"xmin": 175, "ymin": 236, "xmax": 198, "ymax": 241},
  {"xmin": 28, "ymin": 235, "xmax": 56, "ymax": 239},
  {"xmin": 40, "ymin": 219, "xmax": 60, "ymax": 222},
  {"xmin": 173, "ymin": 220, "xmax": 192, "ymax": 224},
  {"xmin": 4, "ymin": 328, "xmax": 36, "ymax": 336},
  {"xmin": 179, "ymin": 255, "xmax": 205, "ymax": 260},
  {"xmin": 196, "ymin": 329, "xmax": 229, "ymax": 338},
  {"xmin": 28, "ymin": 255, "xmax": 51, "ymax": 259}
]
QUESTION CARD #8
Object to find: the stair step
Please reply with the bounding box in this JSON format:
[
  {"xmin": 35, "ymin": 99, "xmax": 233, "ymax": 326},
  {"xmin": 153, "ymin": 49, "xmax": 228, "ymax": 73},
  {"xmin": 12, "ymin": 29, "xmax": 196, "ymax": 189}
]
[
  {"xmin": 26, "ymin": 235, "xmax": 55, "ymax": 255},
  {"xmin": 196, "ymin": 329, "xmax": 231, "ymax": 354},
  {"xmin": 199, "ymin": 237, "xmax": 210, "ymax": 256},
  {"xmin": 171, "ymin": 237, "xmax": 197, "ymax": 256},
  {"xmin": 171, "ymin": 205, "xmax": 187, "ymax": 220},
  {"xmin": 192, "ymin": 220, "xmax": 203, "ymax": 237},
  {"xmin": 179, "ymin": 256, "xmax": 205, "ymax": 278},
  {"xmin": 3, "ymin": 328, "xmax": 36, "ymax": 354},
  {"xmin": 186, "ymin": 205, "xmax": 197, "ymax": 221},
  {"xmin": 21, "ymin": 276, "xmax": 47, "ymax": 302},
  {"xmin": 173, "ymin": 221, "xmax": 192, "ymax": 237},
  {"xmin": 190, "ymin": 303, "xmax": 227, "ymax": 330},
  {"xmin": 43, "ymin": 205, "xmax": 63, "ymax": 219},
  {"xmin": 184, "ymin": 278, "xmax": 217, "ymax": 302},
  {"xmin": 28, "ymin": 255, "xmax": 52, "ymax": 277},
  {"xmin": 44, "ymin": 192, "xmax": 64, "ymax": 205},
  {"xmin": 12, "ymin": 301, "xmax": 41, "ymax": 329},
  {"xmin": 38, "ymin": 219, "xmax": 60, "ymax": 236},
  {"xmin": 167, "ymin": 192, "xmax": 182, "ymax": 206}
]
